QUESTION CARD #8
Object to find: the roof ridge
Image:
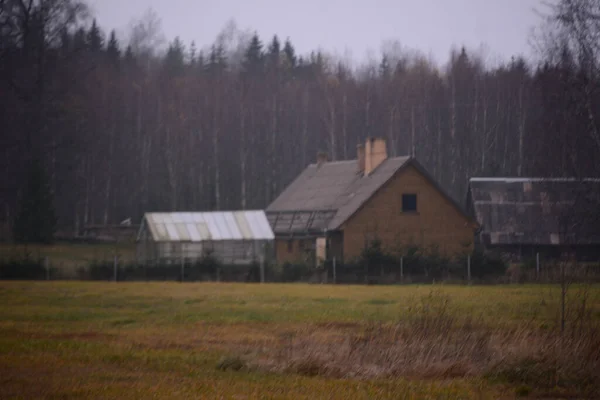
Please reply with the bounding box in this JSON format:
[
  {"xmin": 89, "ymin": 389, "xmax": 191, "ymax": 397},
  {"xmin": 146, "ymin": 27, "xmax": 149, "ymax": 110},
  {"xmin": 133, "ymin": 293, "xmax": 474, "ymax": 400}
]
[
  {"xmin": 309, "ymin": 155, "xmax": 411, "ymax": 165},
  {"xmin": 470, "ymin": 177, "xmax": 600, "ymax": 182}
]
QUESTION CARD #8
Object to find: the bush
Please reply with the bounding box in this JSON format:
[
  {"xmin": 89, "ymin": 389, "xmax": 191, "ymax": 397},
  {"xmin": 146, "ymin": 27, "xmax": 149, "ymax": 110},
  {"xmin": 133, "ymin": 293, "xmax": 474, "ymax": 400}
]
[
  {"xmin": 457, "ymin": 249, "xmax": 507, "ymax": 280},
  {"xmin": 421, "ymin": 245, "xmax": 454, "ymax": 281},
  {"xmin": 360, "ymin": 238, "xmax": 400, "ymax": 276},
  {"xmin": 280, "ymin": 262, "xmax": 313, "ymax": 282},
  {"xmin": 87, "ymin": 261, "xmax": 115, "ymax": 280},
  {"xmin": 0, "ymin": 256, "xmax": 47, "ymax": 280},
  {"xmin": 186, "ymin": 252, "xmax": 220, "ymax": 281}
]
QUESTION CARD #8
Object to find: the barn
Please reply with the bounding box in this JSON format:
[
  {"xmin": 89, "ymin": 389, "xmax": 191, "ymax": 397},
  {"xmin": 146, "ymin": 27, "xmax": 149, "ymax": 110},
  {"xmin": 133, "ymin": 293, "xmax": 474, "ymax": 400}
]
[
  {"xmin": 136, "ymin": 211, "xmax": 274, "ymax": 265},
  {"xmin": 466, "ymin": 177, "xmax": 600, "ymax": 262}
]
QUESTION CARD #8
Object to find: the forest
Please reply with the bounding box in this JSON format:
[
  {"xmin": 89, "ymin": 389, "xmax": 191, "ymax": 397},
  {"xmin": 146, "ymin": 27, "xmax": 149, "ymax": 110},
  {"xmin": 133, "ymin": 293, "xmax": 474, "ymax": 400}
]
[{"xmin": 1, "ymin": 0, "xmax": 600, "ymax": 237}]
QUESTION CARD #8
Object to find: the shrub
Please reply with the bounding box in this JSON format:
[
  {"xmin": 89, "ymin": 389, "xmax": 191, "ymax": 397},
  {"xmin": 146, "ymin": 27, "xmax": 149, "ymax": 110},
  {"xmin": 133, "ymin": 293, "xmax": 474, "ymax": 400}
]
[
  {"xmin": 280, "ymin": 262, "xmax": 312, "ymax": 282},
  {"xmin": 360, "ymin": 238, "xmax": 400, "ymax": 276},
  {"xmin": 87, "ymin": 261, "xmax": 114, "ymax": 280},
  {"xmin": 185, "ymin": 253, "xmax": 219, "ymax": 281},
  {"xmin": 457, "ymin": 249, "xmax": 507, "ymax": 280},
  {"xmin": 0, "ymin": 256, "xmax": 47, "ymax": 280},
  {"xmin": 421, "ymin": 245, "xmax": 454, "ymax": 281}
]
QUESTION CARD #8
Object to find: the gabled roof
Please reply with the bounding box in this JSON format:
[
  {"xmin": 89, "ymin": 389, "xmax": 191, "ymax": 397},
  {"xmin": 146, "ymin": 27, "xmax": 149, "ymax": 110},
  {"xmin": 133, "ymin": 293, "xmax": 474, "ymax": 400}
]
[
  {"xmin": 139, "ymin": 211, "xmax": 274, "ymax": 242},
  {"xmin": 467, "ymin": 177, "xmax": 600, "ymax": 246},
  {"xmin": 267, "ymin": 156, "xmax": 473, "ymax": 234}
]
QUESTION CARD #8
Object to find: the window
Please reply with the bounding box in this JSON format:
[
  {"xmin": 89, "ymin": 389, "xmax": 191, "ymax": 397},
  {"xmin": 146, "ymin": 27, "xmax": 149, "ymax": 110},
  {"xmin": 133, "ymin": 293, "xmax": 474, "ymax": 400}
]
[
  {"xmin": 402, "ymin": 194, "xmax": 417, "ymax": 212},
  {"xmin": 287, "ymin": 240, "xmax": 294, "ymax": 253}
]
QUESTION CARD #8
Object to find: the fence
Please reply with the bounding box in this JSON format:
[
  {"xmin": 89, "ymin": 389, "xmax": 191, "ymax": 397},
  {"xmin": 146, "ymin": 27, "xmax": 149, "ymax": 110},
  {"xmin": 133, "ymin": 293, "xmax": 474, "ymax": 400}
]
[{"xmin": 2, "ymin": 244, "xmax": 600, "ymax": 284}]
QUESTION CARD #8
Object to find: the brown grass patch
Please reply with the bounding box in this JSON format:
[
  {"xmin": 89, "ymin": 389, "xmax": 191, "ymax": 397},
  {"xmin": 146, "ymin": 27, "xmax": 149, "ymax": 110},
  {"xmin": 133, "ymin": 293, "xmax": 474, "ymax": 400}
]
[{"xmin": 243, "ymin": 289, "xmax": 600, "ymax": 397}]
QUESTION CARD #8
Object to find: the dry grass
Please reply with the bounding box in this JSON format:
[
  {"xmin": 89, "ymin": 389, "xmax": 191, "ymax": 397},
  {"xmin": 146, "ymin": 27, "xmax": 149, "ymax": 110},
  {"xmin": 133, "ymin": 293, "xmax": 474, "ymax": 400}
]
[
  {"xmin": 243, "ymin": 290, "xmax": 600, "ymax": 397},
  {"xmin": 0, "ymin": 282, "xmax": 599, "ymax": 398}
]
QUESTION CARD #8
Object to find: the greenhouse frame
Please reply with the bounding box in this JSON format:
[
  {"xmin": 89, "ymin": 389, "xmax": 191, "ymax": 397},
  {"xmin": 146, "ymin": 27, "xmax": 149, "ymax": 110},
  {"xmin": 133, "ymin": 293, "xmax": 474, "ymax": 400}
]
[{"xmin": 136, "ymin": 211, "xmax": 274, "ymax": 265}]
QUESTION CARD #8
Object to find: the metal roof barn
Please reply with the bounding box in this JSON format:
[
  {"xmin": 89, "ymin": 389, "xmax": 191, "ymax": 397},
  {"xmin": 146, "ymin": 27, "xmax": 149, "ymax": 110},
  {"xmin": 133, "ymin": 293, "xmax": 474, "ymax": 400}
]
[{"xmin": 136, "ymin": 211, "xmax": 274, "ymax": 266}]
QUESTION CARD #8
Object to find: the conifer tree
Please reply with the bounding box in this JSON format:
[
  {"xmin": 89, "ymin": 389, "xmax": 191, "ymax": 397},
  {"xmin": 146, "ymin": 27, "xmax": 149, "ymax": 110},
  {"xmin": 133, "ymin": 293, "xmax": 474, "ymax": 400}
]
[
  {"xmin": 283, "ymin": 38, "xmax": 297, "ymax": 69},
  {"xmin": 13, "ymin": 158, "xmax": 57, "ymax": 244},
  {"xmin": 87, "ymin": 19, "xmax": 104, "ymax": 52},
  {"xmin": 189, "ymin": 41, "xmax": 197, "ymax": 66},
  {"xmin": 267, "ymin": 35, "xmax": 281, "ymax": 67},
  {"xmin": 73, "ymin": 27, "xmax": 87, "ymax": 51},
  {"xmin": 196, "ymin": 51, "xmax": 205, "ymax": 72},
  {"xmin": 206, "ymin": 44, "xmax": 226, "ymax": 75},
  {"xmin": 164, "ymin": 36, "xmax": 185, "ymax": 74},
  {"xmin": 106, "ymin": 30, "xmax": 120, "ymax": 62},
  {"xmin": 242, "ymin": 33, "xmax": 264, "ymax": 75},
  {"xmin": 379, "ymin": 55, "xmax": 391, "ymax": 80}
]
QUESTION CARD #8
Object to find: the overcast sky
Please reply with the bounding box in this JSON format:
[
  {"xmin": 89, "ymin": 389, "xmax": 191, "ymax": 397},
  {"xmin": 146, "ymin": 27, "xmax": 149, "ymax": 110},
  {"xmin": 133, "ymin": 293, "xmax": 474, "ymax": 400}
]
[{"xmin": 89, "ymin": 0, "xmax": 548, "ymax": 66}]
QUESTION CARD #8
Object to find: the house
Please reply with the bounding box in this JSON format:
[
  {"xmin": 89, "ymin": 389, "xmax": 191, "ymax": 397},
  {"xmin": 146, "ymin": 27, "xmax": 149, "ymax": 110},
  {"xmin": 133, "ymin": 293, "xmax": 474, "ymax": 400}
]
[
  {"xmin": 266, "ymin": 137, "xmax": 478, "ymax": 265},
  {"xmin": 466, "ymin": 177, "xmax": 600, "ymax": 262},
  {"xmin": 136, "ymin": 210, "xmax": 274, "ymax": 265}
]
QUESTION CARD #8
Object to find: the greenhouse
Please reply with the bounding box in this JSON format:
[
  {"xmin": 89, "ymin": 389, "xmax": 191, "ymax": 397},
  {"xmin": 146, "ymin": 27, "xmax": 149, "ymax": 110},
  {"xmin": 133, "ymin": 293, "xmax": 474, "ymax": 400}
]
[{"xmin": 136, "ymin": 211, "xmax": 274, "ymax": 265}]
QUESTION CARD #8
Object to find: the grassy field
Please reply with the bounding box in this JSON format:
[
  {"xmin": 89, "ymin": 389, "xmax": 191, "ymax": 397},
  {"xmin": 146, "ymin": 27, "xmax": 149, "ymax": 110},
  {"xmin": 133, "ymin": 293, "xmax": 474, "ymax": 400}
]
[{"xmin": 1, "ymin": 282, "xmax": 599, "ymax": 399}]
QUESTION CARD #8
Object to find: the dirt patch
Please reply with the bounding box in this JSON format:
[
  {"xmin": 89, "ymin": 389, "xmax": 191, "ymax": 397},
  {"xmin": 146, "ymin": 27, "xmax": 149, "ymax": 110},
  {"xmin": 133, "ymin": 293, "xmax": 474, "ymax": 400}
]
[{"xmin": 50, "ymin": 331, "xmax": 115, "ymax": 341}]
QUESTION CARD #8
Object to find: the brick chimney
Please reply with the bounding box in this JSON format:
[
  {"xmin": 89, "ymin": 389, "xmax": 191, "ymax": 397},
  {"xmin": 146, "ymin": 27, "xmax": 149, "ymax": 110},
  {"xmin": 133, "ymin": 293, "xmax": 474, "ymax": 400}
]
[
  {"xmin": 316, "ymin": 151, "xmax": 328, "ymax": 167},
  {"xmin": 357, "ymin": 144, "xmax": 365, "ymax": 173},
  {"xmin": 364, "ymin": 137, "xmax": 387, "ymax": 175}
]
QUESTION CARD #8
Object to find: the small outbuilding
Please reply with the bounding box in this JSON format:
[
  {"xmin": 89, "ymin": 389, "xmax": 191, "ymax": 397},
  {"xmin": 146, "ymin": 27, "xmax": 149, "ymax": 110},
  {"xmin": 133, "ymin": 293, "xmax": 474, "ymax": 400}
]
[
  {"xmin": 466, "ymin": 177, "xmax": 600, "ymax": 262},
  {"xmin": 136, "ymin": 211, "xmax": 274, "ymax": 265}
]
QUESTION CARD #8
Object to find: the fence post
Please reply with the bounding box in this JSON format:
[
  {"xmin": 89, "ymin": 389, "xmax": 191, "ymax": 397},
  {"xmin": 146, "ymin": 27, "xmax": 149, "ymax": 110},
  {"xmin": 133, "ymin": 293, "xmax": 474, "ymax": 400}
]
[
  {"xmin": 536, "ymin": 252, "xmax": 540, "ymax": 280},
  {"xmin": 259, "ymin": 253, "xmax": 265, "ymax": 283},
  {"xmin": 45, "ymin": 256, "xmax": 50, "ymax": 281},
  {"xmin": 181, "ymin": 256, "xmax": 185, "ymax": 283},
  {"xmin": 467, "ymin": 254, "xmax": 471, "ymax": 284},
  {"xmin": 113, "ymin": 254, "xmax": 118, "ymax": 282},
  {"xmin": 400, "ymin": 257, "xmax": 404, "ymax": 282},
  {"xmin": 332, "ymin": 257, "xmax": 337, "ymax": 284}
]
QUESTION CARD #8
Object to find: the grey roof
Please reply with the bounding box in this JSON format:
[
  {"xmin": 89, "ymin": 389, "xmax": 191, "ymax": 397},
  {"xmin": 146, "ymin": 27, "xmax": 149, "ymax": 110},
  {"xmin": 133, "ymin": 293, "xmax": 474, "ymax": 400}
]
[
  {"xmin": 468, "ymin": 178, "xmax": 600, "ymax": 246},
  {"xmin": 267, "ymin": 156, "xmax": 472, "ymax": 234},
  {"xmin": 140, "ymin": 211, "xmax": 274, "ymax": 242}
]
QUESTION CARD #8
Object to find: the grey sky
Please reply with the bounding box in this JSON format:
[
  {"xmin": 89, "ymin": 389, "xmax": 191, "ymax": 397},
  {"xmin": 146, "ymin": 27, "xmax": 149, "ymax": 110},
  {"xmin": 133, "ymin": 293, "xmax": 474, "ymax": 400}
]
[{"xmin": 90, "ymin": 0, "xmax": 547, "ymax": 66}]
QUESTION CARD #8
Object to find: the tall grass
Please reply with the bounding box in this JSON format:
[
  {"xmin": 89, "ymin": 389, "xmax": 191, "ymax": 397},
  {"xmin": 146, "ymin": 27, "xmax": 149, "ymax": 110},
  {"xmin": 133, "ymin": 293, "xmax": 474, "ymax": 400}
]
[{"xmin": 249, "ymin": 289, "xmax": 600, "ymax": 396}]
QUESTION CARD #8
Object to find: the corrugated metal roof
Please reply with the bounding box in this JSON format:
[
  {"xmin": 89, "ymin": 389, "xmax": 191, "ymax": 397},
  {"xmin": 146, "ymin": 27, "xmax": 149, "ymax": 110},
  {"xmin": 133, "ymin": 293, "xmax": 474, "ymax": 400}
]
[
  {"xmin": 142, "ymin": 211, "xmax": 274, "ymax": 242},
  {"xmin": 468, "ymin": 178, "xmax": 600, "ymax": 245}
]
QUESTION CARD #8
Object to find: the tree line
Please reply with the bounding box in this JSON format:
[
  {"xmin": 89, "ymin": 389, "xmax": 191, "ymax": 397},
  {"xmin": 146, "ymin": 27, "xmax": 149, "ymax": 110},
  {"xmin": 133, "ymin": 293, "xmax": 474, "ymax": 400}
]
[{"xmin": 1, "ymin": 0, "xmax": 600, "ymax": 240}]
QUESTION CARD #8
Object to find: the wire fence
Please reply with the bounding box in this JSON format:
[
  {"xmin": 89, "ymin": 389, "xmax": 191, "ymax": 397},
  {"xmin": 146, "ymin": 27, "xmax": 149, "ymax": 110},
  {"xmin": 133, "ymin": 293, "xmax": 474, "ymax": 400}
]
[{"xmin": 2, "ymin": 245, "xmax": 600, "ymax": 284}]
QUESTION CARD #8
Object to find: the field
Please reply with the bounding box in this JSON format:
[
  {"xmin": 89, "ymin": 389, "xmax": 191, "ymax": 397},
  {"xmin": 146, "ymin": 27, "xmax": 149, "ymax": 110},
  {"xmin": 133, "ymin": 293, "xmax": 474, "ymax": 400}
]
[{"xmin": 1, "ymin": 282, "xmax": 599, "ymax": 399}]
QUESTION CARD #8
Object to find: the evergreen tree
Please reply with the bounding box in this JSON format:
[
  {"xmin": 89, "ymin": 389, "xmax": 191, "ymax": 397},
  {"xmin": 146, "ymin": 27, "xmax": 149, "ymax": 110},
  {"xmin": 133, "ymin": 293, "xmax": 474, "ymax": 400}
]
[
  {"xmin": 283, "ymin": 38, "xmax": 296, "ymax": 69},
  {"xmin": 196, "ymin": 50, "xmax": 205, "ymax": 72},
  {"xmin": 13, "ymin": 158, "xmax": 57, "ymax": 244},
  {"xmin": 73, "ymin": 27, "xmax": 87, "ymax": 51},
  {"xmin": 206, "ymin": 44, "xmax": 226, "ymax": 75},
  {"xmin": 106, "ymin": 30, "xmax": 120, "ymax": 63},
  {"xmin": 242, "ymin": 33, "xmax": 264, "ymax": 75},
  {"xmin": 379, "ymin": 54, "xmax": 391, "ymax": 80},
  {"xmin": 59, "ymin": 27, "xmax": 71, "ymax": 54},
  {"xmin": 164, "ymin": 36, "xmax": 185, "ymax": 75},
  {"xmin": 189, "ymin": 41, "xmax": 197, "ymax": 66},
  {"xmin": 124, "ymin": 45, "xmax": 134, "ymax": 62},
  {"xmin": 86, "ymin": 19, "xmax": 104, "ymax": 52},
  {"xmin": 267, "ymin": 35, "xmax": 281, "ymax": 67}
]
